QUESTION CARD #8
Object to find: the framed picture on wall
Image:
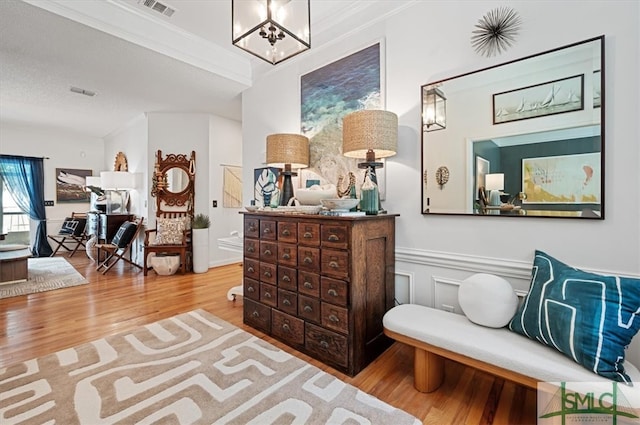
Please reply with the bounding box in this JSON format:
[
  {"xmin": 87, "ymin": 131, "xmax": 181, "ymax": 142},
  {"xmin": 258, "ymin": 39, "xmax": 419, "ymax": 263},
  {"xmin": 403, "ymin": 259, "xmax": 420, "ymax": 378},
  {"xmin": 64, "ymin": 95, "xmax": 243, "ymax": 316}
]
[
  {"xmin": 493, "ymin": 74, "xmax": 584, "ymax": 124},
  {"xmin": 55, "ymin": 168, "xmax": 92, "ymax": 203},
  {"xmin": 522, "ymin": 152, "xmax": 600, "ymax": 204},
  {"xmin": 223, "ymin": 165, "xmax": 242, "ymax": 208}
]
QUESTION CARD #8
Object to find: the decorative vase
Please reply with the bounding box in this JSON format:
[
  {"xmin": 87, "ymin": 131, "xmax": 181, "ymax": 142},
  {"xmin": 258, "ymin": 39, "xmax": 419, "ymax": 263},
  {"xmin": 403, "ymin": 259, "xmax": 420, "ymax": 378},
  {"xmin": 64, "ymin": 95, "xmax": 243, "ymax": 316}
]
[{"xmin": 191, "ymin": 227, "xmax": 209, "ymax": 273}]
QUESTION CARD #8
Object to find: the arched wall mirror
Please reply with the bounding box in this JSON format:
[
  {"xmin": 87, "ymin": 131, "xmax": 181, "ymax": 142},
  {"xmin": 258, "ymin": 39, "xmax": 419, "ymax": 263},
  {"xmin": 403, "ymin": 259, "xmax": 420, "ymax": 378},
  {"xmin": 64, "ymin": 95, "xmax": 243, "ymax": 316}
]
[
  {"xmin": 151, "ymin": 150, "xmax": 196, "ymax": 212},
  {"xmin": 421, "ymin": 36, "xmax": 604, "ymax": 219}
]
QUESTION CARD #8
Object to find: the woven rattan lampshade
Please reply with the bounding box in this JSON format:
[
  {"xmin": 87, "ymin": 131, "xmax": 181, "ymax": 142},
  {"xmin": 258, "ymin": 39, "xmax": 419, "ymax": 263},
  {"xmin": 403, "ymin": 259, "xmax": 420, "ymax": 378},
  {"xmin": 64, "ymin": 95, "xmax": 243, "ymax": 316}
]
[
  {"xmin": 342, "ymin": 110, "xmax": 398, "ymax": 159},
  {"xmin": 266, "ymin": 133, "xmax": 309, "ymax": 169}
]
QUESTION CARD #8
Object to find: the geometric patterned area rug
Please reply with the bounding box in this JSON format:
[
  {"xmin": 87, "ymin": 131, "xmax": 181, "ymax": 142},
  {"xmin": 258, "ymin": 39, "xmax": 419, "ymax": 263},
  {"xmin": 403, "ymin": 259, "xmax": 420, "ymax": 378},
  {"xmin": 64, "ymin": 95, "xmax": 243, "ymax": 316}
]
[
  {"xmin": 0, "ymin": 257, "xmax": 88, "ymax": 299},
  {"xmin": 0, "ymin": 309, "xmax": 420, "ymax": 424}
]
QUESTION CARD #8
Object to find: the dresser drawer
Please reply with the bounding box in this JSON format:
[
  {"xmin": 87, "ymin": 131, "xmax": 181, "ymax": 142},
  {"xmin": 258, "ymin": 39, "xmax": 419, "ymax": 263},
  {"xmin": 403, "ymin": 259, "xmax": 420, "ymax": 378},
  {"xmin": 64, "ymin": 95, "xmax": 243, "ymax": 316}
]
[
  {"xmin": 298, "ymin": 222, "xmax": 320, "ymax": 246},
  {"xmin": 260, "ymin": 282, "xmax": 277, "ymax": 307},
  {"xmin": 277, "ymin": 288, "xmax": 298, "ymax": 315},
  {"xmin": 321, "ymin": 277, "xmax": 348, "ymax": 306},
  {"xmin": 277, "ymin": 266, "xmax": 297, "ymax": 290},
  {"xmin": 321, "ymin": 303, "xmax": 349, "ymax": 334},
  {"xmin": 244, "ymin": 258, "xmax": 260, "ymax": 281},
  {"xmin": 260, "ymin": 241, "xmax": 277, "ymax": 262},
  {"xmin": 244, "ymin": 298, "xmax": 271, "ymax": 333},
  {"xmin": 298, "ymin": 246, "xmax": 320, "ymax": 272},
  {"xmin": 278, "ymin": 221, "xmax": 297, "ymax": 243},
  {"xmin": 278, "ymin": 243, "xmax": 297, "ymax": 267},
  {"xmin": 244, "ymin": 238, "xmax": 259, "ymax": 259},
  {"xmin": 298, "ymin": 270, "xmax": 320, "ymax": 297},
  {"xmin": 272, "ymin": 310, "xmax": 304, "ymax": 346},
  {"xmin": 305, "ymin": 323, "xmax": 348, "ymax": 368},
  {"xmin": 260, "ymin": 220, "xmax": 277, "ymax": 240},
  {"xmin": 244, "ymin": 218, "xmax": 259, "ymax": 239},
  {"xmin": 298, "ymin": 294, "xmax": 321, "ymax": 324},
  {"xmin": 243, "ymin": 277, "xmax": 259, "ymax": 301},
  {"xmin": 321, "ymin": 224, "xmax": 349, "ymax": 249},
  {"xmin": 321, "ymin": 249, "xmax": 349, "ymax": 280},
  {"xmin": 259, "ymin": 262, "xmax": 277, "ymax": 285}
]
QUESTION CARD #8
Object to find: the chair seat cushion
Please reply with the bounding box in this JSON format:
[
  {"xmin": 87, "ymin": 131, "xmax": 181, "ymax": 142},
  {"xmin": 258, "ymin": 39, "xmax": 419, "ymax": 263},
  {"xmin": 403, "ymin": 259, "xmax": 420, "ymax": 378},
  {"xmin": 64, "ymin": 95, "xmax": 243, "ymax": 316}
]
[{"xmin": 151, "ymin": 217, "xmax": 187, "ymax": 245}]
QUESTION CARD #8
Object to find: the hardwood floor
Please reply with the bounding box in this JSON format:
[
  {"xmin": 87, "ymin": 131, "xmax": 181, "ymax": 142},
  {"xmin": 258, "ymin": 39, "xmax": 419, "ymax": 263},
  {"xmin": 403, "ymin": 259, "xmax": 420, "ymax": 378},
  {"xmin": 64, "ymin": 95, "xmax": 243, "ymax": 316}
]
[{"xmin": 0, "ymin": 255, "xmax": 537, "ymax": 424}]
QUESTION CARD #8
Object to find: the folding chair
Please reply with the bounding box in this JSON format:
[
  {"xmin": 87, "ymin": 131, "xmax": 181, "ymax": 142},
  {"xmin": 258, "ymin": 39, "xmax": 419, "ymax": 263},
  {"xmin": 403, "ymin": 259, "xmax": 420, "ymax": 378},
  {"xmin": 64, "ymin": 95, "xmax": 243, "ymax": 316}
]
[
  {"xmin": 96, "ymin": 218, "xmax": 143, "ymax": 274},
  {"xmin": 48, "ymin": 213, "xmax": 89, "ymax": 257}
]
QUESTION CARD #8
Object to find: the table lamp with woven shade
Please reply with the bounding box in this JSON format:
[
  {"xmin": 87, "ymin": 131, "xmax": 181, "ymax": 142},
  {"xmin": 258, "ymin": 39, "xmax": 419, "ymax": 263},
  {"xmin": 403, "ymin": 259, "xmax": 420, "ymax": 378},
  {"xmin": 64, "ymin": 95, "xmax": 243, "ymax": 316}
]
[
  {"xmin": 266, "ymin": 133, "xmax": 310, "ymax": 206},
  {"xmin": 342, "ymin": 109, "xmax": 398, "ymax": 213}
]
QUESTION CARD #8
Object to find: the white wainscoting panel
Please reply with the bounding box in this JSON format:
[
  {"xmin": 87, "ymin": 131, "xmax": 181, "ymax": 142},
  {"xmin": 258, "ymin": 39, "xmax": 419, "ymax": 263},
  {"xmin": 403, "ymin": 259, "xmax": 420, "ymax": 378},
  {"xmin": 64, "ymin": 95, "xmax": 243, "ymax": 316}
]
[{"xmin": 394, "ymin": 270, "xmax": 414, "ymax": 305}]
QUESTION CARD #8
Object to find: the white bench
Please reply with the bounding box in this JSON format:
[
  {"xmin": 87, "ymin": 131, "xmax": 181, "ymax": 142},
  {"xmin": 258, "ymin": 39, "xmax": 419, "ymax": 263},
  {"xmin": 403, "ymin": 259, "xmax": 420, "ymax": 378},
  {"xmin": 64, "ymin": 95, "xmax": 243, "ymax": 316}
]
[{"xmin": 383, "ymin": 304, "xmax": 640, "ymax": 393}]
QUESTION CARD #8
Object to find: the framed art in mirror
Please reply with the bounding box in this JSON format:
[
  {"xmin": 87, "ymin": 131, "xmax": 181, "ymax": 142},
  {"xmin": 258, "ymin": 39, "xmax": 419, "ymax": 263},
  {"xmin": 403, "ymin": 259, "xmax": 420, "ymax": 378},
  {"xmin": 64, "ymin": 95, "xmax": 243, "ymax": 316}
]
[{"xmin": 421, "ymin": 36, "xmax": 604, "ymax": 219}]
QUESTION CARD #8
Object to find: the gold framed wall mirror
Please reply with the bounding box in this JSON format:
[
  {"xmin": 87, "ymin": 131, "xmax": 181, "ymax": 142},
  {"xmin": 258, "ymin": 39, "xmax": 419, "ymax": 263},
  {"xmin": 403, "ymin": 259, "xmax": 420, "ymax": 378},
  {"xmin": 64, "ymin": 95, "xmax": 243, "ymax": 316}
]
[{"xmin": 421, "ymin": 36, "xmax": 604, "ymax": 219}]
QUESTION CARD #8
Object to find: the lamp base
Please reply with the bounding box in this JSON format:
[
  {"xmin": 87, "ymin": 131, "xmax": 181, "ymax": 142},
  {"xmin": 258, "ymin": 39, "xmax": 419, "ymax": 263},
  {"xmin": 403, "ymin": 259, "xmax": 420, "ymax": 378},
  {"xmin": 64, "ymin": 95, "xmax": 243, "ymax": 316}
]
[
  {"xmin": 279, "ymin": 170, "xmax": 297, "ymax": 206},
  {"xmin": 357, "ymin": 161, "xmax": 386, "ymax": 214}
]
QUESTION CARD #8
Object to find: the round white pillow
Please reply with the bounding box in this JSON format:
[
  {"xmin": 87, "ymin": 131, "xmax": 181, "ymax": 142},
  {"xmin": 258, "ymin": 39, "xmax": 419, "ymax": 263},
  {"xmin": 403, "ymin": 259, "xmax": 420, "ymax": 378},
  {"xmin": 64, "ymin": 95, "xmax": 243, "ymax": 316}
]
[{"xmin": 458, "ymin": 273, "xmax": 518, "ymax": 328}]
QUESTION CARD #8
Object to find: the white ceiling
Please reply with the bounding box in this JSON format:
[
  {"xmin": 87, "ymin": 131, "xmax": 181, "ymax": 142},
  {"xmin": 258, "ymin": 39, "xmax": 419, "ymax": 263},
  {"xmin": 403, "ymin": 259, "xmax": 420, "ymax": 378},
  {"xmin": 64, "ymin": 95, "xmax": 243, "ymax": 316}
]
[{"xmin": 0, "ymin": 0, "xmax": 413, "ymax": 139}]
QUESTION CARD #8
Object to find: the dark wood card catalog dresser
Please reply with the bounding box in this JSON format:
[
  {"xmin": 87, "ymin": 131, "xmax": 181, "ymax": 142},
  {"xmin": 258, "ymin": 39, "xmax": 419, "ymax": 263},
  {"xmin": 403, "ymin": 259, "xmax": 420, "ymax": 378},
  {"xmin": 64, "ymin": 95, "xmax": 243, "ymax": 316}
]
[{"xmin": 242, "ymin": 212, "xmax": 398, "ymax": 376}]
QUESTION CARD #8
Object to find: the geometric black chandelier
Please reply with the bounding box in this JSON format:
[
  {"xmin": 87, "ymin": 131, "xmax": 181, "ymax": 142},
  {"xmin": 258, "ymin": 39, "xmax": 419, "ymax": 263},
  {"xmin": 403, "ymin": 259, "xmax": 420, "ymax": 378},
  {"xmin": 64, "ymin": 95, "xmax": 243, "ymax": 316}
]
[{"xmin": 232, "ymin": 0, "xmax": 310, "ymax": 65}]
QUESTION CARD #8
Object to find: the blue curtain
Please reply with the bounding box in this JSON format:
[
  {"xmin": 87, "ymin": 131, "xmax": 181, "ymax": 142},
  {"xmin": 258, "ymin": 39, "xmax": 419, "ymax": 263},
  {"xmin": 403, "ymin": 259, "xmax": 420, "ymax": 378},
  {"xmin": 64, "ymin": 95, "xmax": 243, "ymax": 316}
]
[{"xmin": 0, "ymin": 155, "xmax": 53, "ymax": 257}]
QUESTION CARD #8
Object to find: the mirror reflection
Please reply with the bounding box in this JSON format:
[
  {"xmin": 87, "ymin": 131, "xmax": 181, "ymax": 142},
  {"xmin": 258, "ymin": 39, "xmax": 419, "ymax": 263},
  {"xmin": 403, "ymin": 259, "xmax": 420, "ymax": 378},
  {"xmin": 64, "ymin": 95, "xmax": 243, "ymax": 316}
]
[
  {"xmin": 421, "ymin": 36, "xmax": 604, "ymax": 219},
  {"xmin": 166, "ymin": 167, "xmax": 189, "ymax": 193}
]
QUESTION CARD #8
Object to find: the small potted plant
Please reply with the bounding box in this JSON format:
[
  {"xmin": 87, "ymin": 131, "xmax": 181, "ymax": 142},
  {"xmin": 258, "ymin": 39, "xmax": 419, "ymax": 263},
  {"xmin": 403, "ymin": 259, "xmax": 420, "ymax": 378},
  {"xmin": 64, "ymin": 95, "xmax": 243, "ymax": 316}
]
[{"xmin": 191, "ymin": 213, "xmax": 210, "ymax": 273}]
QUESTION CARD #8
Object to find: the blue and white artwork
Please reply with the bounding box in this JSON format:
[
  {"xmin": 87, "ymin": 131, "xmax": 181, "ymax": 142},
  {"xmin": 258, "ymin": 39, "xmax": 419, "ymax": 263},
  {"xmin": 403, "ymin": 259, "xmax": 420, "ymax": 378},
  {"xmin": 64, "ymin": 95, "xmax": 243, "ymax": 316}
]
[{"xmin": 300, "ymin": 43, "xmax": 382, "ymax": 192}]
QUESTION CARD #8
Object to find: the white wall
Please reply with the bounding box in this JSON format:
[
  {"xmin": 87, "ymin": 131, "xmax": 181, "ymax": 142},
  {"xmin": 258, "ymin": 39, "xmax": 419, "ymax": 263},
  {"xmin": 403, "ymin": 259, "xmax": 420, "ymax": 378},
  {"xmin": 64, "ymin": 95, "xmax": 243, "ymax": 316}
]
[
  {"xmin": 0, "ymin": 123, "xmax": 104, "ymax": 234},
  {"xmin": 242, "ymin": 1, "xmax": 640, "ymax": 364},
  {"xmin": 208, "ymin": 116, "xmax": 243, "ymax": 267}
]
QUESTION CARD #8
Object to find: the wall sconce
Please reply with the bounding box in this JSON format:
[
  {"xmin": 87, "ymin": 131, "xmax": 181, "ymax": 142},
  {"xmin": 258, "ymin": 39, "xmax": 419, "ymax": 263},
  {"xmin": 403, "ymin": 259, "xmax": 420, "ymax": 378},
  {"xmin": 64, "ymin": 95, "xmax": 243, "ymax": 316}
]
[
  {"xmin": 485, "ymin": 173, "xmax": 504, "ymax": 206},
  {"xmin": 342, "ymin": 109, "xmax": 398, "ymax": 213},
  {"xmin": 266, "ymin": 133, "xmax": 309, "ymax": 206},
  {"xmin": 232, "ymin": 0, "xmax": 310, "ymax": 65},
  {"xmin": 423, "ymin": 87, "xmax": 446, "ymax": 131}
]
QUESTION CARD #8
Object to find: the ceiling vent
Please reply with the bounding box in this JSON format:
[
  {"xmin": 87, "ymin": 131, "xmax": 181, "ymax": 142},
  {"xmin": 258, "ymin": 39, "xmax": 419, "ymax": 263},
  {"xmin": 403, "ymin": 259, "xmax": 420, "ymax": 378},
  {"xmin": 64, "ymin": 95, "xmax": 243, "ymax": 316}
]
[
  {"xmin": 70, "ymin": 86, "xmax": 96, "ymax": 97},
  {"xmin": 139, "ymin": 0, "xmax": 176, "ymax": 17}
]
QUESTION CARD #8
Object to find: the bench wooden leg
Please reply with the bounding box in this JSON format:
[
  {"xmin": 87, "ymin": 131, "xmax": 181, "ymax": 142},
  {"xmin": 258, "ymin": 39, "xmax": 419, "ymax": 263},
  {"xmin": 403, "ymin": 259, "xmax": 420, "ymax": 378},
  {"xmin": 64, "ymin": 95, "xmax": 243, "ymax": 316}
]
[{"xmin": 414, "ymin": 347, "xmax": 444, "ymax": 392}]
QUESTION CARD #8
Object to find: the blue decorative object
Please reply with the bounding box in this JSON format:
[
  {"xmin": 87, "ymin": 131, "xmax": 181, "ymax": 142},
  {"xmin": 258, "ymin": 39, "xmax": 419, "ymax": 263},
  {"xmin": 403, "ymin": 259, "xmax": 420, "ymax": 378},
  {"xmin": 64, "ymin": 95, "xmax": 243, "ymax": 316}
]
[{"xmin": 509, "ymin": 250, "xmax": 640, "ymax": 383}]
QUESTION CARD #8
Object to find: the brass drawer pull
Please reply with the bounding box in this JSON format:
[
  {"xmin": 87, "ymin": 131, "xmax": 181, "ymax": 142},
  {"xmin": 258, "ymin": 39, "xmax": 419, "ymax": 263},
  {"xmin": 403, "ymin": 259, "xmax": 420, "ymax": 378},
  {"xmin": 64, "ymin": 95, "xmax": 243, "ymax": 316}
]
[
  {"xmin": 247, "ymin": 286, "xmax": 255, "ymax": 293},
  {"xmin": 303, "ymin": 232, "xmax": 312, "ymax": 238},
  {"xmin": 264, "ymin": 249, "xmax": 272, "ymax": 256},
  {"xmin": 303, "ymin": 281, "xmax": 313, "ymax": 289},
  {"xmin": 283, "ymin": 298, "xmax": 292, "ymax": 306},
  {"xmin": 328, "ymin": 289, "xmax": 338, "ymax": 297},
  {"xmin": 282, "ymin": 275, "xmax": 291, "ymax": 282},
  {"xmin": 252, "ymin": 311, "xmax": 259, "ymax": 318},
  {"xmin": 282, "ymin": 253, "xmax": 291, "ymax": 260},
  {"xmin": 247, "ymin": 246, "xmax": 255, "ymax": 253},
  {"xmin": 264, "ymin": 291, "xmax": 272, "ymax": 298},
  {"xmin": 282, "ymin": 229, "xmax": 290, "ymax": 236},
  {"xmin": 329, "ymin": 314, "xmax": 339, "ymax": 323},
  {"xmin": 282, "ymin": 323, "xmax": 290, "ymax": 332},
  {"xmin": 320, "ymin": 340, "xmax": 329, "ymax": 349},
  {"xmin": 264, "ymin": 271, "xmax": 272, "ymax": 278},
  {"xmin": 303, "ymin": 305, "xmax": 313, "ymax": 313},
  {"xmin": 329, "ymin": 261, "xmax": 339, "ymax": 269},
  {"xmin": 328, "ymin": 234, "xmax": 339, "ymax": 242},
  {"xmin": 263, "ymin": 228, "xmax": 271, "ymax": 234},
  {"xmin": 247, "ymin": 266, "xmax": 254, "ymax": 273},
  {"xmin": 248, "ymin": 226, "xmax": 256, "ymax": 232},
  {"xmin": 303, "ymin": 257, "xmax": 312, "ymax": 264}
]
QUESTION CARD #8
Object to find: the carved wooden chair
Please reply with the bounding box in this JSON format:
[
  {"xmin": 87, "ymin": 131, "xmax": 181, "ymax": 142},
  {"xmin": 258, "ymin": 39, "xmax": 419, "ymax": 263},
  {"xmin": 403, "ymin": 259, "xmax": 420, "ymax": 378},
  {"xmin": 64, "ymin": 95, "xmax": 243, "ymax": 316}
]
[
  {"xmin": 48, "ymin": 212, "xmax": 89, "ymax": 257},
  {"xmin": 143, "ymin": 150, "xmax": 196, "ymax": 276}
]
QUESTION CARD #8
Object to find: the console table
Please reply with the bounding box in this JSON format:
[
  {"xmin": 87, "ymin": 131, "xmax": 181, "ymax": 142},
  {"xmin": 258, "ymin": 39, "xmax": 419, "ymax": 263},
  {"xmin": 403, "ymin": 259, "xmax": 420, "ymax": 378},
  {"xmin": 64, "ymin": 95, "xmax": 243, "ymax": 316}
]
[{"xmin": 242, "ymin": 212, "xmax": 397, "ymax": 376}]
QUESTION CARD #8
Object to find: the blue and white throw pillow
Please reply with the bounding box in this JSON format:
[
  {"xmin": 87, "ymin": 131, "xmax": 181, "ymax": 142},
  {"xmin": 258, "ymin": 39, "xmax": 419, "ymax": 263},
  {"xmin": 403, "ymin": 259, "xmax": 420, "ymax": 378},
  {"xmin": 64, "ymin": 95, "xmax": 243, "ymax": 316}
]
[{"xmin": 509, "ymin": 250, "xmax": 640, "ymax": 383}]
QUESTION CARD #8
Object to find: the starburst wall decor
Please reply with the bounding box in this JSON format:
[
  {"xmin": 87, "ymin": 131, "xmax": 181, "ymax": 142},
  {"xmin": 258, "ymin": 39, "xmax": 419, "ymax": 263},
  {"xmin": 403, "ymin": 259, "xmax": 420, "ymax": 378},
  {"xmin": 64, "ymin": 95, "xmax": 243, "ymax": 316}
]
[{"xmin": 471, "ymin": 7, "xmax": 521, "ymax": 57}]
